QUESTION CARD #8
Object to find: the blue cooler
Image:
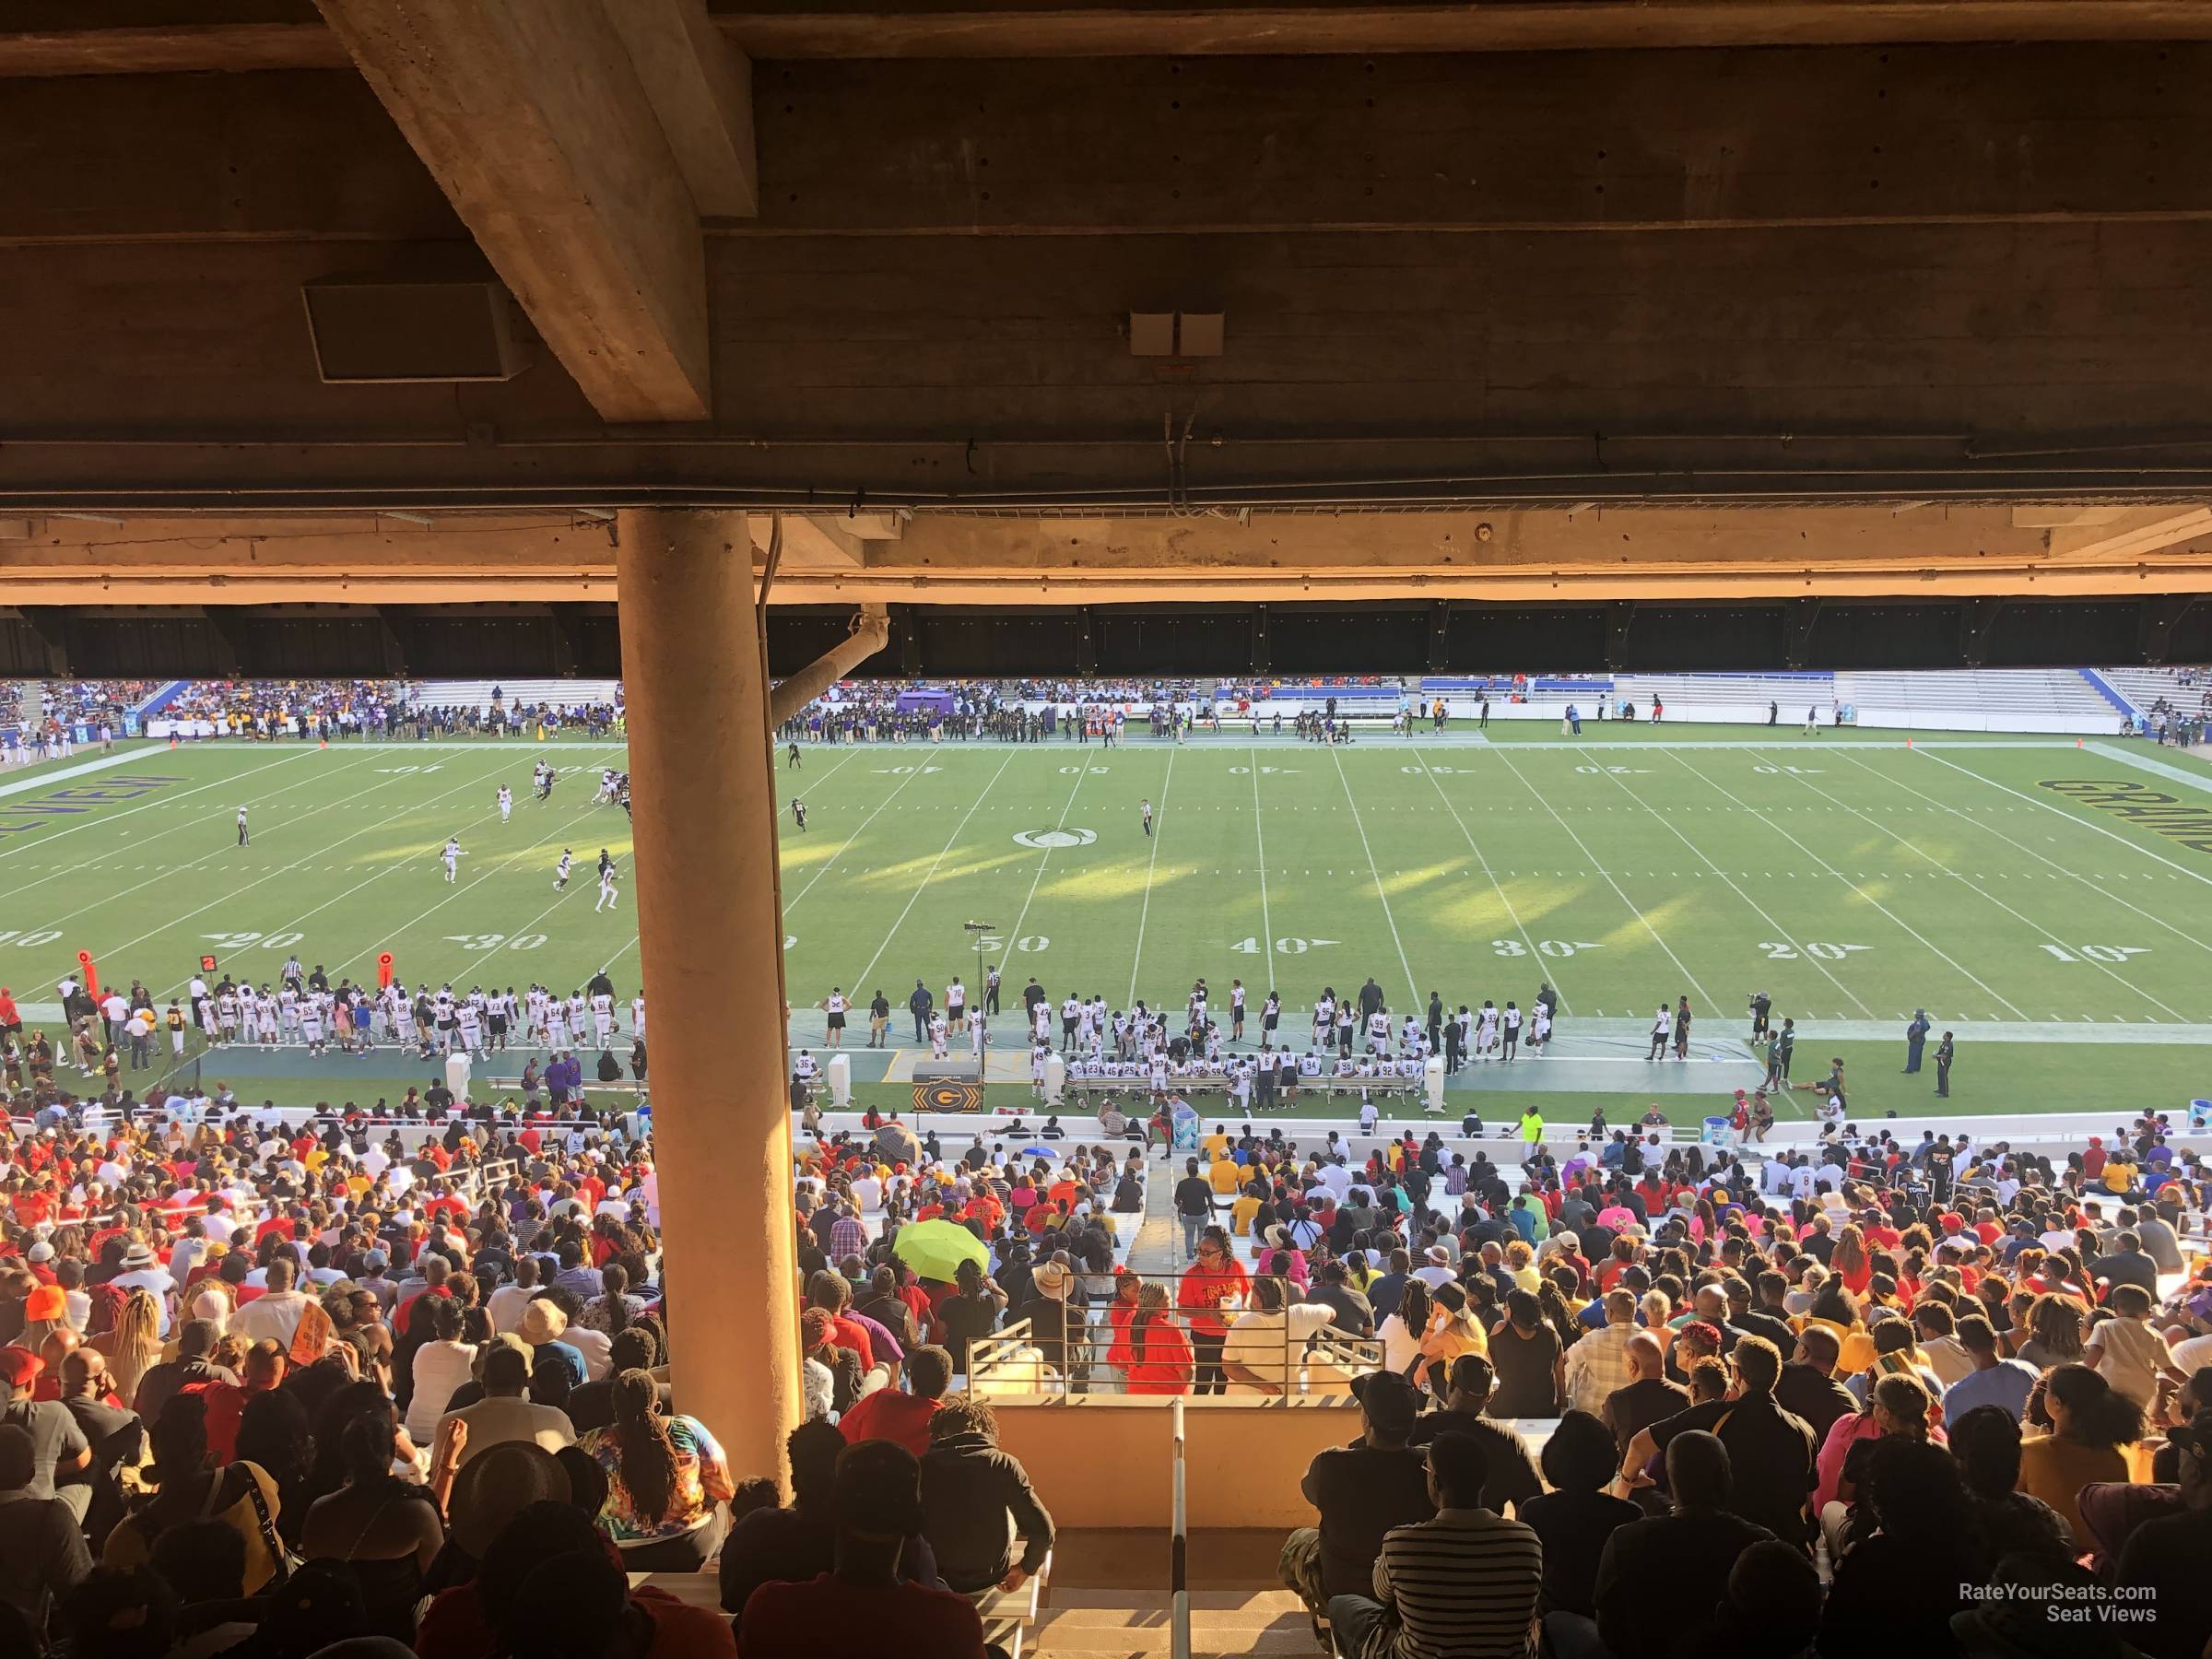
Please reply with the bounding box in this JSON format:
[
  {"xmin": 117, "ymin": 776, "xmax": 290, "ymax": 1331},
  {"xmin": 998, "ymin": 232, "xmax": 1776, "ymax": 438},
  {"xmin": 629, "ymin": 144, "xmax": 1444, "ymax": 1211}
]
[{"xmin": 1701, "ymin": 1114, "xmax": 1733, "ymax": 1147}]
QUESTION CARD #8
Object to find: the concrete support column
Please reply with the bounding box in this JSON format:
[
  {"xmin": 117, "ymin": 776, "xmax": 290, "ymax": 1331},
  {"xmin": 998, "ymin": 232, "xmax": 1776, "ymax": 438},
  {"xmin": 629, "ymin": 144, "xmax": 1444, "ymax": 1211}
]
[{"xmin": 616, "ymin": 508, "xmax": 799, "ymax": 1486}]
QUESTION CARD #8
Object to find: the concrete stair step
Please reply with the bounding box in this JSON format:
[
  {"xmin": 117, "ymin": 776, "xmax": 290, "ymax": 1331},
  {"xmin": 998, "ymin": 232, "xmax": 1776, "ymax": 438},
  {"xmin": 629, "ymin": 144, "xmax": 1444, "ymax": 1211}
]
[{"xmin": 1030, "ymin": 1590, "xmax": 1320, "ymax": 1658}]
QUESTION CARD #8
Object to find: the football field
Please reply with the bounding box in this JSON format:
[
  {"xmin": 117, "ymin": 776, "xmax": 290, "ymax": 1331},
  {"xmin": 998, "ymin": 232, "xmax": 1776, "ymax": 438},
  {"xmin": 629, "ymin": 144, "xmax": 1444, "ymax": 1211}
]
[{"xmin": 5, "ymin": 725, "xmax": 2212, "ymax": 1122}]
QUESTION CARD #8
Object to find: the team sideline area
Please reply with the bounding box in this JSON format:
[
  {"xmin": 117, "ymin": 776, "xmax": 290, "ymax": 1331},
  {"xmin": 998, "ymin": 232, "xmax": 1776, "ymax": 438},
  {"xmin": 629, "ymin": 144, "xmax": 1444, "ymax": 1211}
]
[{"xmin": 4, "ymin": 677, "xmax": 2212, "ymax": 1659}]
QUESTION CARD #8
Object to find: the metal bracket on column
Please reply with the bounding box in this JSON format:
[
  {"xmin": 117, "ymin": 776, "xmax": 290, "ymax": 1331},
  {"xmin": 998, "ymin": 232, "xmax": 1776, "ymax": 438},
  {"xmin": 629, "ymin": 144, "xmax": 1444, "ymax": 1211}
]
[
  {"xmin": 1427, "ymin": 602, "xmax": 1449, "ymax": 673},
  {"xmin": 2137, "ymin": 596, "xmax": 2196, "ymax": 665},
  {"xmin": 1605, "ymin": 602, "xmax": 1635, "ymax": 672},
  {"xmin": 1075, "ymin": 606, "xmax": 1097, "ymax": 677},
  {"xmin": 1958, "ymin": 597, "xmax": 1999, "ymax": 668},
  {"xmin": 1784, "ymin": 598, "xmax": 1824, "ymax": 670},
  {"xmin": 1253, "ymin": 604, "xmax": 1270, "ymax": 674},
  {"xmin": 198, "ymin": 606, "xmax": 246, "ymax": 677},
  {"xmin": 371, "ymin": 606, "xmax": 413, "ymax": 677}
]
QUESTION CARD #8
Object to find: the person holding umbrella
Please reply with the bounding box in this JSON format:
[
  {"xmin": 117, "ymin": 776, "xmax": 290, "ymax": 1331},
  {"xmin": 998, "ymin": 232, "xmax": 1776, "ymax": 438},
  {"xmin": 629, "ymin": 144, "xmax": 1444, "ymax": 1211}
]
[{"xmin": 896, "ymin": 1221, "xmax": 1005, "ymax": 1377}]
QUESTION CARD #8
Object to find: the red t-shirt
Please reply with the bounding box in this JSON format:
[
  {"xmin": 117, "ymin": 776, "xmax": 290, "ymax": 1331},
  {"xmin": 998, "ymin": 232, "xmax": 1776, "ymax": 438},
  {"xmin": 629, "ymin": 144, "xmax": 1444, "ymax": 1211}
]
[
  {"xmin": 418, "ymin": 1583, "xmax": 733, "ymax": 1659},
  {"xmin": 837, "ymin": 1388, "xmax": 942, "ymax": 1457},
  {"xmin": 740, "ymin": 1575, "xmax": 982, "ymax": 1659}
]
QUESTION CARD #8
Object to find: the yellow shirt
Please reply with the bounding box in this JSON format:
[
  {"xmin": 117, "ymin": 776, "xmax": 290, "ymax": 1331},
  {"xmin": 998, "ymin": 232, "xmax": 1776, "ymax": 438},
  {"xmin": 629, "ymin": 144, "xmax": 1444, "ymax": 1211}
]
[
  {"xmin": 1231, "ymin": 1194, "xmax": 1263, "ymax": 1234},
  {"xmin": 1207, "ymin": 1160, "xmax": 1242, "ymax": 1196},
  {"xmin": 1202, "ymin": 1134, "xmax": 1230, "ymax": 1162},
  {"xmin": 2103, "ymin": 1163, "xmax": 2135, "ymax": 1194}
]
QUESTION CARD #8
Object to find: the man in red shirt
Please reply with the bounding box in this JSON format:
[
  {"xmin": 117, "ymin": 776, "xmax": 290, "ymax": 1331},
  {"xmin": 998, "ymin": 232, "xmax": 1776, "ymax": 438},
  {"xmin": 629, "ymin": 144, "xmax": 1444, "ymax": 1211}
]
[
  {"xmin": 839, "ymin": 1345, "xmax": 952, "ymax": 1456},
  {"xmin": 740, "ymin": 1440, "xmax": 984, "ymax": 1659}
]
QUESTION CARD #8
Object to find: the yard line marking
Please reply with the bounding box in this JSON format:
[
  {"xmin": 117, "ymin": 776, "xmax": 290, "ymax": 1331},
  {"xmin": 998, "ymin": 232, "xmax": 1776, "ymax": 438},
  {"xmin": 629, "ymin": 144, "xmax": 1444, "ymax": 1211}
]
[
  {"xmin": 1830, "ymin": 747, "xmax": 2212, "ymax": 959},
  {"xmin": 1326, "ymin": 746, "xmax": 1418, "ymax": 1004},
  {"xmin": 1249, "ymin": 747, "xmax": 1273, "ymax": 978},
  {"xmin": 1486, "ymin": 746, "xmax": 1712, "ymax": 1006},
  {"xmin": 1127, "ymin": 749, "xmax": 1178, "ymax": 1006},
  {"xmin": 1762, "ymin": 752, "xmax": 2190, "ymax": 1022},
  {"xmin": 0, "ymin": 747, "xmax": 323, "ymax": 869},
  {"xmin": 1680, "ymin": 751, "xmax": 2030, "ymax": 1016},
  {"xmin": 308, "ymin": 746, "xmax": 634, "ymax": 989},
  {"xmin": 1913, "ymin": 747, "xmax": 2212, "ymax": 892},
  {"xmin": 999, "ymin": 759, "xmax": 1095, "ymax": 985},
  {"xmin": 850, "ymin": 750, "xmax": 1018, "ymax": 994},
  {"xmin": 1598, "ymin": 759, "xmax": 1870, "ymax": 1017},
  {"xmin": 781, "ymin": 748, "xmax": 919, "ymax": 912},
  {"xmin": 1413, "ymin": 745, "xmax": 1559, "ymax": 1008},
  {"xmin": 95, "ymin": 748, "xmax": 520, "ymax": 992}
]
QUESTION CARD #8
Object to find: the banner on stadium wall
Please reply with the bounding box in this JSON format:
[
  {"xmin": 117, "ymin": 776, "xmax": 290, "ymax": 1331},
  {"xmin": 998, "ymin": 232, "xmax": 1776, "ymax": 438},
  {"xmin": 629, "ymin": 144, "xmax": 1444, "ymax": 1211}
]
[{"xmin": 913, "ymin": 1080, "xmax": 984, "ymax": 1112}]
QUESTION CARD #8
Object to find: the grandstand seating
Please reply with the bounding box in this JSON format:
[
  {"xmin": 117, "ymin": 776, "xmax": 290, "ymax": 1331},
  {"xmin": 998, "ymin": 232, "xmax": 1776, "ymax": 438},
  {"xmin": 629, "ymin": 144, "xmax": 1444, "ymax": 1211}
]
[
  {"xmin": 1834, "ymin": 667, "xmax": 2115, "ymax": 732},
  {"xmin": 411, "ymin": 677, "xmax": 621, "ymax": 710},
  {"xmin": 2097, "ymin": 665, "xmax": 2212, "ymax": 721},
  {"xmin": 1610, "ymin": 671, "xmax": 1833, "ymax": 716}
]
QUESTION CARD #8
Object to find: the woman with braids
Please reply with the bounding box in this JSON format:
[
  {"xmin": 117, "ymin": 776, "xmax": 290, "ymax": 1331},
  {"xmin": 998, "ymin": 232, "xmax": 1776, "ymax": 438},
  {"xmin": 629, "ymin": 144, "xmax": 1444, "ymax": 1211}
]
[
  {"xmin": 91, "ymin": 1289, "xmax": 162, "ymax": 1414},
  {"xmin": 2018, "ymin": 1363, "xmax": 2145, "ymax": 1542},
  {"xmin": 1124, "ymin": 1281, "xmax": 1193, "ymax": 1395},
  {"xmin": 576, "ymin": 1369, "xmax": 734, "ymax": 1570}
]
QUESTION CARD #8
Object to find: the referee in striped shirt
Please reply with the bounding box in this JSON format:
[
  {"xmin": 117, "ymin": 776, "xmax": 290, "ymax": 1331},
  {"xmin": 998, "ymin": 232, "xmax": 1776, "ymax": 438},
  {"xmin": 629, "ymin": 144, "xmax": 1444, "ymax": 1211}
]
[{"xmin": 1326, "ymin": 1430, "xmax": 1543, "ymax": 1659}]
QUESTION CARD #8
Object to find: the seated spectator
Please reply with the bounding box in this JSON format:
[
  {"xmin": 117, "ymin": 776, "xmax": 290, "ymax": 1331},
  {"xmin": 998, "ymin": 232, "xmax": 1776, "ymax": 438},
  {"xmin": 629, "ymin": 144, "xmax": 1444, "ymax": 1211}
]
[
  {"xmin": 2112, "ymin": 1418, "xmax": 2212, "ymax": 1659},
  {"xmin": 919, "ymin": 1393, "xmax": 1054, "ymax": 1595},
  {"xmin": 431, "ymin": 1338, "xmax": 574, "ymax": 1491},
  {"xmin": 484, "ymin": 1516, "xmax": 734, "ymax": 1659},
  {"xmin": 1947, "ymin": 1403, "xmax": 2075, "ymax": 1569},
  {"xmin": 2017, "ymin": 1364, "xmax": 2143, "ymax": 1543},
  {"xmin": 841, "ymin": 1344, "xmax": 953, "ymax": 1457},
  {"xmin": 1222, "ymin": 1275, "xmax": 1335, "ymax": 1397},
  {"xmin": 1323, "ymin": 1430, "xmax": 1542, "ymax": 1659},
  {"xmin": 1941, "ymin": 1313, "xmax": 2038, "ymax": 1424},
  {"xmin": 55, "ymin": 1348, "xmax": 143, "ymax": 1546},
  {"xmin": 1774, "ymin": 1325, "xmax": 1857, "ymax": 1443},
  {"xmin": 1624, "ymin": 1335, "xmax": 1816, "ymax": 1548},
  {"xmin": 1814, "ymin": 1372, "xmax": 1938, "ymax": 1552},
  {"xmin": 1518, "ymin": 1410, "xmax": 1638, "ymax": 1624},
  {"xmin": 0, "ymin": 1347, "xmax": 88, "ymax": 1516},
  {"xmin": 1406, "ymin": 1355, "xmax": 1543, "ymax": 1517},
  {"xmin": 145, "ymin": 1519, "xmax": 261, "ymax": 1659},
  {"xmin": 1307, "ymin": 1259, "xmax": 1375, "ymax": 1338},
  {"xmin": 576, "ymin": 1369, "xmax": 734, "ymax": 1571},
  {"xmin": 102, "ymin": 1394, "xmax": 287, "ymax": 1594},
  {"xmin": 0, "ymin": 1421, "xmax": 92, "ymax": 1640},
  {"xmin": 129, "ymin": 1321, "xmax": 235, "ymax": 1429},
  {"xmin": 740, "ymin": 1441, "xmax": 984, "ymax": 1659},
  {"xmin": 1818, "ymin": 1437, "xmax": 1984, "ymax": 1655},
  {"xmin": 1279, "ymin": 1371, "xmax": 1430, "ymax": 1632},
  {"xmin": 2083, "ymin": 1284, "xmax": 2184, "ymax": 1411},
  {"xmin": 1664, "ymin": 1540, "xmax": 1822, "ymax": 1659},
  {"xmin": 721, "ymin": 1420, "xmax": 938, "ymax": 1618},
  {"xmin": 1590, "ymin": 1431, "xmax": 1776, "ymax": 1659},
  {"xmin": 298, "ymin": 1411, "xmax": 444, "ymax": 1643},
  {"xmin": 1601, "ymin": 1333, "xmax": 1688, "ymax": 1463}
]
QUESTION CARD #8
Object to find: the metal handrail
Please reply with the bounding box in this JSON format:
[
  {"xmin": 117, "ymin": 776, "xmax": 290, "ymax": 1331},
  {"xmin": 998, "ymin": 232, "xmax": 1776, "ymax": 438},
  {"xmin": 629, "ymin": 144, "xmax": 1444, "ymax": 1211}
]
[
  {"xmin": 1170, "ymin": 1394, "xmax": 1191, "ymax": 1659},
  {"xmin": 964, "ymin": 1301, "xmax": 1382, "ymax": 1396}
]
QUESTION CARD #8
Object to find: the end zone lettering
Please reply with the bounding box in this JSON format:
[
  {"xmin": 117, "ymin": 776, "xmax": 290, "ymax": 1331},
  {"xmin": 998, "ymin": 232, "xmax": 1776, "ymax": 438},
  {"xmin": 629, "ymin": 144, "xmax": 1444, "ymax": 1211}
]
[
  {"xmin": 0, "ymin": 774, "xmax": 183, "ymax": 836},
  {"xmin": 2039, "ymin": 777, "xmax": 2212, "ymax": 853}
]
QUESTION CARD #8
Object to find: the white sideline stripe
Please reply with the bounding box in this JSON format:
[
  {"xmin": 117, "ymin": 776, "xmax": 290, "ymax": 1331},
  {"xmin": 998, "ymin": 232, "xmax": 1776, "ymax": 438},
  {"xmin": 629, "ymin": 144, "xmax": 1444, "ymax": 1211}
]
[
  {"xmin": 1766, "ymin": 753, "xmax": 2191, "ymax": 1023},
  {"xmin": 1250, "ymin": 747, "xmax": 1273, "ymax": 982},
  {"xmin": 6, "ymin": 749, "xmax": 345, "ymax": 922},
  {"xmin": 849, "ymin": 750, "xmax": 1018, "ymax": 994},
  {"xmin": 1326, "ymin": 744, "xmax": 1418, "ymax": 1003},
  {"xmin": 1411, "ymin": 744, "xmax": 1558, "ymax": 1007},
  {"xmin": 0, "ymin": 747, "xmax": 157, "ymax": 797},
  {"xmin": 1127, "ymin": 748, "xmax": 1177, "ymax": 1006},
  {"xmin": 1602, "ymin": 757, "xmax": 1871, "ymax": 1017},
  {"xmin": 2085, "ymin": 739, "xmax": 2212, "ymax": 794},
  {"xmin": 1484, "ymin": 745, "xmax": 1712, "ymax": 1006},
  {"xmin": 1831, "ymin": 747, "xmax": 2212, "ymax": 959},
  {"xmin": 0, "ymin": 747, "xmax": 320, "ymax": 868}
]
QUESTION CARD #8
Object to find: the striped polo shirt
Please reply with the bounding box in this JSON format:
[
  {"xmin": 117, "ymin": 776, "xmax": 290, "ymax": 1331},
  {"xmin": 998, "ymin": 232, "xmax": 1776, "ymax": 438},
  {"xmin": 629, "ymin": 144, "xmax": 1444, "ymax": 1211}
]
[{"xmin": 1361, "ymin": 1507, "xmax": 1543, "ymax": 1659}]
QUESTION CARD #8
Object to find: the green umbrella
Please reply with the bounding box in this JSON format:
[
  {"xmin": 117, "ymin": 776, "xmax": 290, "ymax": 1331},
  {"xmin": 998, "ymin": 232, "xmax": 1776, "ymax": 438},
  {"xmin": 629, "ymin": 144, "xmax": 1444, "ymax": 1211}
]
[{"xmin": 892, "ymin": 1218, "xmax": 989, "ymax": 1283}]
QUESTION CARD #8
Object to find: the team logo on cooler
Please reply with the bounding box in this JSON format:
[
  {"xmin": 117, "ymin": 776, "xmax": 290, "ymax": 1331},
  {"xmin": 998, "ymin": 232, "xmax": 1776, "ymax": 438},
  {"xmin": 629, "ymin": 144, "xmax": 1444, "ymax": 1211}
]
[{"xmin": 1013, "ymin": 828, "xmax": 1098, "ymax": 849}]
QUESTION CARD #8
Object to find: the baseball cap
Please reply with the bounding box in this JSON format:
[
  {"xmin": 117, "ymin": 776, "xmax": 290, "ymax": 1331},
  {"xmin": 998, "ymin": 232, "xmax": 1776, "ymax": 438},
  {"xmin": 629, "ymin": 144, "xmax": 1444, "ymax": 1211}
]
[
  {"xmin": 1349, "ymin": 1370, "xmax": 1420, "ymax": 1433},
  {"xmin": 0, "ymin": 1348, "xmax": 43, "ymax": 1390}
]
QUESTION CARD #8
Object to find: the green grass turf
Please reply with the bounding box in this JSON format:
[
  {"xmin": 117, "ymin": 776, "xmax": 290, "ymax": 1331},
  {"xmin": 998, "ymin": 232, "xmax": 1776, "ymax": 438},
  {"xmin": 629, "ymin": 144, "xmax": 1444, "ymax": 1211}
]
[{"xmin": 6, "ymin": 727, "xmax": 2212, "ymax": 1121}]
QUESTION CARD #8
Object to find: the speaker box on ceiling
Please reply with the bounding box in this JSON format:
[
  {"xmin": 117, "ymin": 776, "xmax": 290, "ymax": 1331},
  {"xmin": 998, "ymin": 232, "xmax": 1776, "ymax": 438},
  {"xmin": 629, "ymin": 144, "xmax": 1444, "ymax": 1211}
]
[{"xmin": 301, "ymin": 277, "xmax": 531, "ymax": 383}]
